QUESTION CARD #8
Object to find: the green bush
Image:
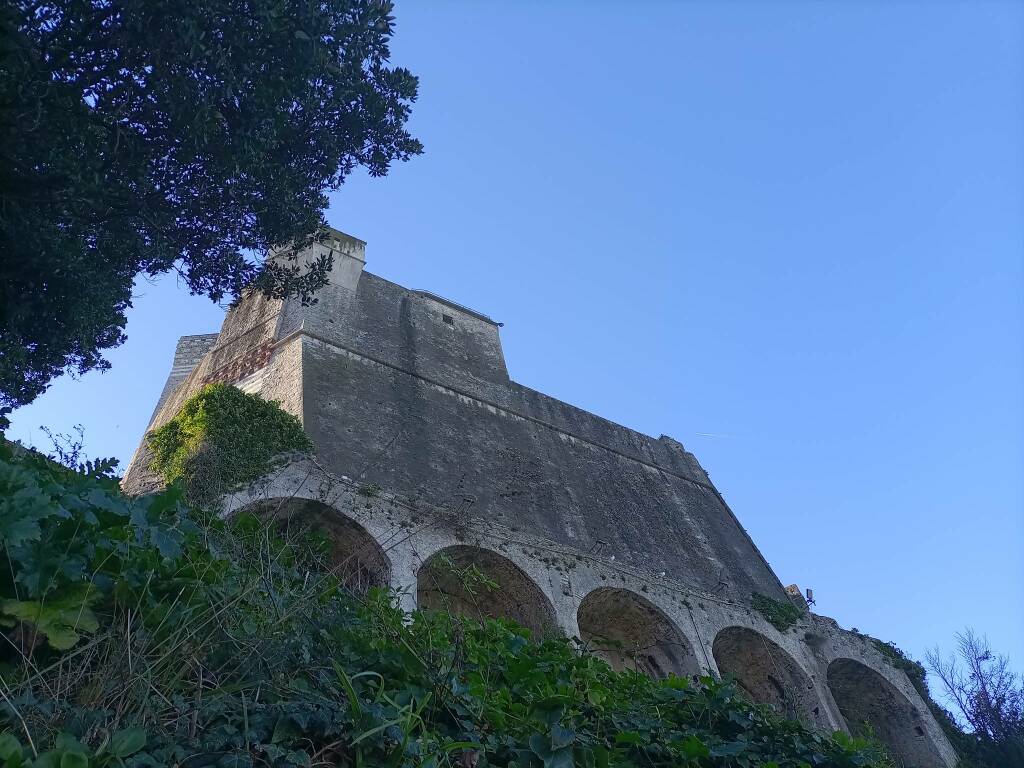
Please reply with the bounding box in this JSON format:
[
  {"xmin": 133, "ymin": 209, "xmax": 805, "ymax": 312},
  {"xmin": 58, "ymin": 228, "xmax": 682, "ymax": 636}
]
[
  {"xmin": 0, "ymin": 440, "xmax": 897, "ymax": 767},
  {"xmin": 147, "ymin": 383, "xmax": 312, "ymax": 507}
]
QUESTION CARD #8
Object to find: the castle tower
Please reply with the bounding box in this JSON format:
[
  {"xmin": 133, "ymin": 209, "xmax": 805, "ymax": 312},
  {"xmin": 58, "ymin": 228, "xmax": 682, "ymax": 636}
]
[{"xmin": 123, "ymin": 230, "xmax": 957, "ymax": 768}]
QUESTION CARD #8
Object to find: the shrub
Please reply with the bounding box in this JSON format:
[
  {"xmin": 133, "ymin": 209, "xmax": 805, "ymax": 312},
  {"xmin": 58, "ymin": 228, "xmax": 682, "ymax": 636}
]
[{"xmin": 0, "ymin": 441, "xmax": 896, "ymax": 767}]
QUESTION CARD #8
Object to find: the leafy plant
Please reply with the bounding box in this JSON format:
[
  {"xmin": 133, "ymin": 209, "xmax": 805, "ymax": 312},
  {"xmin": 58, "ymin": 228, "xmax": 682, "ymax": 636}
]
[
  {"xmin": 751, "ymin": 592, "xmax": 804, "ymax": 633},
  {"xmin": 0, "ymin": 729, "xmax": 147, "ymax": 767},
  {"xmin": 147, "ymin": 383, "xmax": 313, "ymax": 508},
  {"xmin": 0, "ymin": 440, "xmax": 897, "ymax": 767},
  {"xmin": 357, "ymin": 483, "xmax": 382, "ymax": 498},
  {"xmin": 1, "ymin": 584, "xmax": 100, "ymax": 651}
]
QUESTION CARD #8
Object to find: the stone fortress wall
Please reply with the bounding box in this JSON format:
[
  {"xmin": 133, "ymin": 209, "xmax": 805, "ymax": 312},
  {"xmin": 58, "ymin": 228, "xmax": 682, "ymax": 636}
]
[{"xmin": 122, "ymin": 230, "xmax": 958, "ymax": 768}]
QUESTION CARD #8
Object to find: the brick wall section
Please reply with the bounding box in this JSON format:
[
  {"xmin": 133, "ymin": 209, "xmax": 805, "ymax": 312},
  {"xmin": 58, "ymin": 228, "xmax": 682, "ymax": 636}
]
[
  {"xmin": 203, "ymin": 340, "xmax": 274, "ymax": 387},
  {"xmin": 121, "ymin": 291, "xmax": 287, "ymax": 493}
]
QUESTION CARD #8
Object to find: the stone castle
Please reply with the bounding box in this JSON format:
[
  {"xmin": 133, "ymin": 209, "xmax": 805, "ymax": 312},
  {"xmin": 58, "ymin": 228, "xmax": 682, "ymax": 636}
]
[{"xmin": 123, "ymin": 229, "xmax": 957, "ymax": 767}]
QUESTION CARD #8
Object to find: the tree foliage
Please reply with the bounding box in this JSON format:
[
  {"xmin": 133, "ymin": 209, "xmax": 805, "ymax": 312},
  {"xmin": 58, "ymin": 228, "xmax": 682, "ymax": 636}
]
[
  {"xmin": 0, "ymin": 438, "xmax": 899, "ymax": 767},
  {"xmin": 0, "ymin": 0, "xmax": 422, "ymax": 408}
]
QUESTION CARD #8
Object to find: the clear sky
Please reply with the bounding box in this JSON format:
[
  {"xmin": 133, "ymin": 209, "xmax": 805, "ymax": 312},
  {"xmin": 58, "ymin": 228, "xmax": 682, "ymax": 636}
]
[{"xmin": 10, "ymin": 1, "xmax": 1023, "ymax": 698}]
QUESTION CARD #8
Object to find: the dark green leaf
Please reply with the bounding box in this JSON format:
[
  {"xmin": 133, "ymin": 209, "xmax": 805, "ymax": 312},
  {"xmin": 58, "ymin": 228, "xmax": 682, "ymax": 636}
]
[{"xmin": 109, "ymin": 728, "xmax": 147, "ymax": 757}]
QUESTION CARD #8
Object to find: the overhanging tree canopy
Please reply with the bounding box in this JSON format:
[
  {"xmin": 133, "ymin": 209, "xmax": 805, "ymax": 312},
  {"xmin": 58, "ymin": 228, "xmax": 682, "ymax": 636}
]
[{"xmin": 0, "ymin": 0, "xmax": 422, "ymax": 407}]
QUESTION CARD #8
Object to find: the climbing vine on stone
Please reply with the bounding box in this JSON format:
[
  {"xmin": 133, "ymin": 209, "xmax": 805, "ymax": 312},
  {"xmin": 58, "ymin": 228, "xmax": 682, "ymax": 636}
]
[
  {"xmin": 147, "ymin": 383, "xmax": 312, "ymax": 508},
  {"xmin": 751, "ymin": 592, "xmax": 805, "ymax": 632}
]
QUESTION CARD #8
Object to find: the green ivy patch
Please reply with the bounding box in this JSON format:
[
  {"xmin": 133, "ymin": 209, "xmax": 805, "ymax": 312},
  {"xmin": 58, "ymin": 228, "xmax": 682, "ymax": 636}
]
[
  {"xmin": 147, "ymin": 383, "xmax": 312, "ymax": 507},
  {"xmin": 752, "ymin": 592, "xmax": 805, "ymax": 632}
]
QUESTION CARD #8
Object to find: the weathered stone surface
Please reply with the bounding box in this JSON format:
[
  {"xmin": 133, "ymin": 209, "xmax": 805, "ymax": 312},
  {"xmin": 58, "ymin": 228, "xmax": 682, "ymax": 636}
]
[
  {"xmin": 122, "ymin": 229, "xmax": 959, "ymax": 768},
  {"xmin": 148, "ymin": 333, "xmax": 219, "ymax": 422}
]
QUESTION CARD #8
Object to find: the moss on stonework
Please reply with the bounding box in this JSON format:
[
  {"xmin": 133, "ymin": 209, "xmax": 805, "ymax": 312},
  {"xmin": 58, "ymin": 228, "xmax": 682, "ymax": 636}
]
[
  {"xmin": 751, "ymin": 592, "xmax": 804, "ymax": 632},
  {"xmin": 147, "ymin": 383, "xmax": 312, "ymax": 508},
  {"xmin": 870, "ymin": 638, "xmax": 928, "ymax": 691}
]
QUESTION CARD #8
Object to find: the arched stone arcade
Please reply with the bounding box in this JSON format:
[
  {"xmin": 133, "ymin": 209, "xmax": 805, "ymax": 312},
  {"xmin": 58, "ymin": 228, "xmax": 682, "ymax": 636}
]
[
  {"xmin": 416, "ymin": 545, "xmax": 558, "ymax": 636},
  {"xmin": 577, "ymin": 588, "xmax": 701, "ymax": 679},
  {"xmin": 828, "ymin": 658, "xmax": 949, "ymax": 768},
  {"xmin": 241, "ymin": 498, "xmax": 391, "ymax": 593},
  {"xmin": 712, "ymin": 626, "xmax": 827, "ymax": 727}
]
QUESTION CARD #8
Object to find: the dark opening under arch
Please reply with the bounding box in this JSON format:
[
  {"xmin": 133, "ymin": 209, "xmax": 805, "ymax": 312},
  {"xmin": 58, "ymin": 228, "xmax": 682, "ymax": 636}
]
[
  {"xmin": 712, "ymin": 625, "xmax": 826, "ymax": 726},
  {"xmin": 577, "ymin": 588, "xmax": 700, "ymax": 679},
  {"xmin": 242, "ymin": 497, "xmax": 391, "ymax": 593},
  {"xmin": 416, "ymin": 545, "xmax": 557, "ymax": 636},
  {"xmin": 828, "ymin": 657, "xmax": 949, "ymax": 768}
]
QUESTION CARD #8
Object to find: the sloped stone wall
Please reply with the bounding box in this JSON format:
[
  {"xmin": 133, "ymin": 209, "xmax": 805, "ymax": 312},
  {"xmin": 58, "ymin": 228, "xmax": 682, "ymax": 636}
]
[
  {"xmin": 220, "ymin": 459, "xmax": 958, "ymax": 768},
  {"xmin": 125, "ymin": 230, "xmax": 959, "ymax": 768}
]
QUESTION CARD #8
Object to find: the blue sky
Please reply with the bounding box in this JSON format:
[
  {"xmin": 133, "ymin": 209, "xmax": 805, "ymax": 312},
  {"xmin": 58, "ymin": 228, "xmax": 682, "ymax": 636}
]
[{"xmin": 10, "ymin": 1, "xmax": 1023, "ymax": 698}]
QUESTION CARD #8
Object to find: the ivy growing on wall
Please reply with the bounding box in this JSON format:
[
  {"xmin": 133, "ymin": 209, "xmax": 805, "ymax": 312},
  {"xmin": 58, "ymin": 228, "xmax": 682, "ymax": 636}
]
[
  {"xmin": 751, "ymin": 592, "xmax": 805, "ymax": 633},
  {"xmin": 147, "ymin": 383, "xmax": 312, "ymax": 508}
]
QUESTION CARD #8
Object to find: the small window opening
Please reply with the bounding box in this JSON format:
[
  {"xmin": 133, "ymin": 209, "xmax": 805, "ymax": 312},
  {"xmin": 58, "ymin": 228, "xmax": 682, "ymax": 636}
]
[
  {"xmin": 914, "ymin": 726, "xmax": 925, "ymax": 737},
  {"xmin": 442, "ymin": 314, "xmax": 454, "ymax": 325}
]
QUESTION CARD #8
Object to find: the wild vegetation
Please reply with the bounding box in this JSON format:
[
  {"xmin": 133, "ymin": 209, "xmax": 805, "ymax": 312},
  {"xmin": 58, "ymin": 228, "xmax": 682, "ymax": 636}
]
[
  {"xmin": 0, "ymin": 428, "xmax": 903, "ymax": 767},
  {"xmin": 750, "ymin": 593, "xmax": 803, "ymax": 633}
]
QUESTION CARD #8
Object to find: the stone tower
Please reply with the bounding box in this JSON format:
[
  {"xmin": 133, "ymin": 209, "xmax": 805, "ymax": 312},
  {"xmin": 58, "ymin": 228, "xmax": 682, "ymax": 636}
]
[{"xmin": 123, "ymin": 229, "xmax": 957, "ymax": 768}]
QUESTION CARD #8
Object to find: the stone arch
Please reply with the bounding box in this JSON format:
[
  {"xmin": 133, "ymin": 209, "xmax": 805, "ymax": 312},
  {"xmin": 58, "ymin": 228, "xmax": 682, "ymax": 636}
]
[
  {"xmin": 416, "ymin": 545, "xmax": 557, "ymax": 636},
  {"xmin": 828, "ymin": 658, "xmax": 948, "ymax": 767},
  {"xmin": 577, "ymin": 588, "xmax": 701, "ymax": 679},
  {"xmin": 712, "ymin": 626, "xmax": 826, "ymax": 726},
  {"xmin": 241, "ymin": 498, "xmax": 391, "ymax": 593}
]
